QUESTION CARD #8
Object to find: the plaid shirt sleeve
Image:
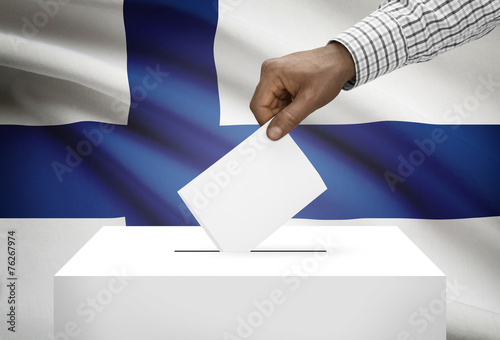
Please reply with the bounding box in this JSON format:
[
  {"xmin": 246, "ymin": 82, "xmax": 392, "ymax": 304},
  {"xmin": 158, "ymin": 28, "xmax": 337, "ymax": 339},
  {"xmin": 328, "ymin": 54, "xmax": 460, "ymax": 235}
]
[{"xmin": 332, "ymin": 0, "xmax": 500, "ymax": 90}]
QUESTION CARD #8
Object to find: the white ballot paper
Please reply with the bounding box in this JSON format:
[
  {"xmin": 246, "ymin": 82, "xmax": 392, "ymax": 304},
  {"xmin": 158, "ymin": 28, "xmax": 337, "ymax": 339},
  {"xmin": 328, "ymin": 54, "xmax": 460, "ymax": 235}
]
[{"xmin": 178, "ymin": 122, "xmax": 327, "ymax": 251}]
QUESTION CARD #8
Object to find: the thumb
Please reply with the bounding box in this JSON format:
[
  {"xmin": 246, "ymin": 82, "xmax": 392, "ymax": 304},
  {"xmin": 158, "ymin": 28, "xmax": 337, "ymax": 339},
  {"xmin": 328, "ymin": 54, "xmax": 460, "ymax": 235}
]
[{"xmin": 266, "ymin": 95, "xmax": 315, "ymax": 141}]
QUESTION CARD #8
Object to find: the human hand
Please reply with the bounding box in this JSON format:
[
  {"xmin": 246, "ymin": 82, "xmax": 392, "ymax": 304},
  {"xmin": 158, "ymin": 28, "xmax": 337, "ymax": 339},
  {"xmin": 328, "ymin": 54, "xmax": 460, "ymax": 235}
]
[{"xmin": 249, "ymin": 42, "xmax": 355, "ymax": 140}]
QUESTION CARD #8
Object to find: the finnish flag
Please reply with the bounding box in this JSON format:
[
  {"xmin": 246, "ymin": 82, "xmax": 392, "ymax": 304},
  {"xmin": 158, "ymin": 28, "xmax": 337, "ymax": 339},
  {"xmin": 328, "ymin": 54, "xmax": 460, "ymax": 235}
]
[
  {"xmin": 0, "ymin": 0, "xmax": 499, "ymax": 336},
  {"xmin": 1, "ymin": 0, "xmax": 499, "ymax": 224}
]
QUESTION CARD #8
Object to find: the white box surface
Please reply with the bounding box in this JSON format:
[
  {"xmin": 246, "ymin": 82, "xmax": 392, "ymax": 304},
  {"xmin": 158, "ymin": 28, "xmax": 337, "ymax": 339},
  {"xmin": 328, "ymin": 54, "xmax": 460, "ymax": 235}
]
[{"xmin": 55, "ymin": 226, "xmax": 446, "ymax": 340}]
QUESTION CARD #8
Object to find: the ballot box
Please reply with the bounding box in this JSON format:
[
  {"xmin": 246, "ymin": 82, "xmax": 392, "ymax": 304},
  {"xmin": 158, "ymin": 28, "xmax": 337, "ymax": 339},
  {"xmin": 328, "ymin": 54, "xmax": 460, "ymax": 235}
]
[{"xmin": 54, "ymin": 226, "xmax": 445, "ymax": 340}]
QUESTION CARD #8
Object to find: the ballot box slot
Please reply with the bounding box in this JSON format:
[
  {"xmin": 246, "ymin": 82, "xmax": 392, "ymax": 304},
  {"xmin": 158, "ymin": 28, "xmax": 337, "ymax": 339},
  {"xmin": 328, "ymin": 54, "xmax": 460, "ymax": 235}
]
[
  {"xmin": 174, "ymin": 250, "xmax": 220, "ymax": 252},
  {"xmin": 174, "ymin": 249, "xmax": 327, "ymax": 253},
  {"xmin": 251, "ymin": 249, "xmax": 326, "ymax": 253}
]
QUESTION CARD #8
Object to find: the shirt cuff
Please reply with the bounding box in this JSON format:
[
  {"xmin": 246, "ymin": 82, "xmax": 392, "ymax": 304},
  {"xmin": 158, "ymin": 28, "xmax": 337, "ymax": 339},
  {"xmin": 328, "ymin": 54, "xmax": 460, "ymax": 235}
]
[
  {"xmin": 330, "ymin": 8, "xmax": 408, "ymax": 90},
  {"xmin": 332, "ymin": 0, "xmax": 499, "ymax": 90}
]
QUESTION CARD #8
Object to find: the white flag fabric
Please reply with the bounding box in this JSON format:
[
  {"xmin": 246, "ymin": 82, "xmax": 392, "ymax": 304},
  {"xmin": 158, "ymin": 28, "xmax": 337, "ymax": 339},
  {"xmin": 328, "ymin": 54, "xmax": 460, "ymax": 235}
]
[{"xmin": 0, "ymin": 0, "xmax": 129, "ymax": 126}]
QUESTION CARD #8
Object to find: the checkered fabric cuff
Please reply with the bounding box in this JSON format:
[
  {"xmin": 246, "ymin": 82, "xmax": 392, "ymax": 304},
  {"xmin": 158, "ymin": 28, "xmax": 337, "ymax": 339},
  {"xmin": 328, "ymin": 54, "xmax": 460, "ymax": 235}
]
[
  {"xmin": 332, "ymin": 0, "xmax": 500, "ymax": 90},
  {"xmin": 331, "ymin": 9, "xmax": 408, "ymax": 90}
]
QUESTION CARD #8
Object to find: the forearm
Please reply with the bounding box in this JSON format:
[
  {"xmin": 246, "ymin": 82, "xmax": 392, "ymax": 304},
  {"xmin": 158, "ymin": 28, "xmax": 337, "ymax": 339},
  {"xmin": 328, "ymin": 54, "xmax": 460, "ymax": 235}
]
[{"xmin": 333, "ymin": 0, "xmax": 500, "ymax": 90}]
